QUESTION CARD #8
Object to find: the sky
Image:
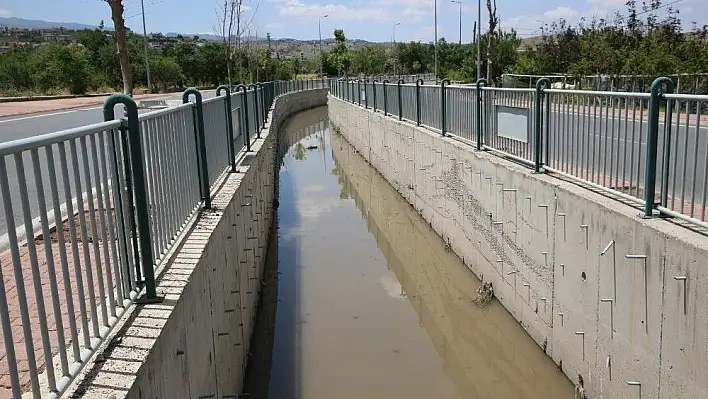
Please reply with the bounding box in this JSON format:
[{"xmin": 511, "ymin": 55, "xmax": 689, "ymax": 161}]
[{"xmin": 0, "ymin": 0, "xmax": 705, "ymax": 43}]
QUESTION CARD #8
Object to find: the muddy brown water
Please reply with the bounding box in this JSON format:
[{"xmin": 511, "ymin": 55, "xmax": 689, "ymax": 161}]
[{"xmin": 242, "ymin": 106, "xmax": 575, "ymax": 399}]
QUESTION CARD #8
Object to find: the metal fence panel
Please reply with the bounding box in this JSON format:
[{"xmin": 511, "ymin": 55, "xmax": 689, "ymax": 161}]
[
  {"xmin": 138, "ymin": 103, "xmax": 202, "ymax": 264},
  {"xmin": 481, "ymin": 87, "xmax": 537, "ymax": 164},
  {"xmin": 0, "ymin": 119, "xmax": 139, "ymax": 399},
  {"xmin": 544, "ymin": 90, "xmax": 652, "ymax": 202},
  {"xmin": 419, "ymin": 85, "xmax": 441, "ymax": 130},
  {"xmin": 201, "ymin": 96, "xmax": 231, "ymax": 188},
  {"xmin": 401, "ymin": 85, "xmax": 417, "ymax": 122},
  {"xmin": 446, "ymin": 86, "xmax": 477, "ymax": 143},
  {"xmin": 385, "ymin": 84, "xmax": 397, "ymax": 117},
  {"xmin": 659, "ymin": 93, "xmax": 708, "ymax": 222}
]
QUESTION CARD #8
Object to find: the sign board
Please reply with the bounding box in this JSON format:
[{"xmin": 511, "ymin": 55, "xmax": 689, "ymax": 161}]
[{"xmin": 495, "ymin": 105, "xmax": 530, "ymax": 143}]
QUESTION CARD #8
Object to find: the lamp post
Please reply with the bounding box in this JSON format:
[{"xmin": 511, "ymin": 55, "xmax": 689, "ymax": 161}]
[
  {"xmin": 434, "ymin": 0, "xmax": 438, "ymax": 82},
  {"xmin": 319, "ymin": 14, "xmax": 328, "ymax": 77},
  {"xmin": 451, "ymin": 0, "xmax": 462, "ymax": 45},
  {"xmin": 140, "ymin": 0, "xmax": 152, "ymax": 92},
  {"xmin": 476, "ymin": 0, "xmax": 481, "ymax": 79},
  {"xmin": 393, "ymin": 22, "xmax": 400, "ymax": 76}
]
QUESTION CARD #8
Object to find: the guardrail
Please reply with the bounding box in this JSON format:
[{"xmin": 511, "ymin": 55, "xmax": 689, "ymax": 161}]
[
  {"xmin": 331, "ymin": 77, "xmax": 708, "ymax": 230},
  {"xmin": 0, "ymin": 78, "xmax": 325, "ymax": 399}
]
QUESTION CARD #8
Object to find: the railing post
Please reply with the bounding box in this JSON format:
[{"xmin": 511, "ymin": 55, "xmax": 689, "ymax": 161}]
[
  {"xmin": 475, "ymin": 78, "xmax": 487, "ymax": 150},
  {"xmin": 441, "ymin": 79, "xmax": 450, "ymax": 136},
  {"xmin": 104, "ymin": 94, "xmax": 162, "ymax": 303},
  {"xmin": 248, "ymin": 84, "xmax": 261, "ymax": 139},
  {"xmin": 383, "ymin": 80, "xmax": 389, "ymax": 116},
  {"xmin": 373, "ymin": 80, "xmax": 378, "ymax": 111},
  {"xmin": 261, "ymin": 83, "xmax": 269, "ymax": 124},
  {"xmin": 397, "ymin": 79, "xmax": 404, "ymax": 121},
  {"xmin": 534, "ymin": 78, "xmax": 550, "ymax": 173},
  {"xmin": 183, "ymin": 88, "xmax": 211, "ymax": 208},
  {"xmin": 357, "ymin": 80, "xmax": 362, "ymax": 106},
  {"xmin": 364, "ymin": 80, "xmax": 369, "ymax": 109},
  {"xmin": 415, "ymin": 78, "xmax": 423, "ymax": 126},
  {"xmin": 235, "ymin": 84, "xmax": 251, "ymax": 152},
  {"xmin": 216, "ymin": 85, "xmax": 236, "ymax": 173},
  {"xmin": 644, "ymin": 77, "xmax": 675, "ymax": 217},
  {"xmin": 258, "ymin": 83, "xmax": 266, "ymax": 128}
]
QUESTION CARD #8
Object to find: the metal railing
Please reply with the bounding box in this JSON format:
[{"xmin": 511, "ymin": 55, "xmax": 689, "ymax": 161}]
[
  {"xmin": 0, "ymin": 78, "xmax": 324, "ymax": 398},
  {"xmin": 352, "ymin": 73, "xmax": 435, "ymax": 84},
  {"xmin": 331, "ymin": 77, "xmax": 708, "ymax": 229}
]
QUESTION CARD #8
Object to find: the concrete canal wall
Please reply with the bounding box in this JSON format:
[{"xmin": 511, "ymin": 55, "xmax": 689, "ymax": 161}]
[
  {"xmin": 327, "ymin": 94, "xmax": 708, "ymax": 399},
  {"xmin": 65, "ymin": 88, "xmax": 328, "ymax": 398}
]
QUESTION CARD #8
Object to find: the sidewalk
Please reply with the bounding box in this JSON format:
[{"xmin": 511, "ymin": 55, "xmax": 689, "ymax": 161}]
[
  {"xmin": 0, "ymin": 93, "xmax": 175, "ymax": 118},
  {"xmin": 0, "ymin": 210, "xmax": 118, "ymax": 397}
]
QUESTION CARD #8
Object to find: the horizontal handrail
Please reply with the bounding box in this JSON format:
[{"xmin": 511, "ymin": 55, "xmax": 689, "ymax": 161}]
[{"xmin": 0, "ymin": 120, "xmax": 121, "ymax": 157}]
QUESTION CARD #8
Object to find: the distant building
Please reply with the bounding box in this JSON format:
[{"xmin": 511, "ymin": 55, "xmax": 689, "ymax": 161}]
[
  {"xmin": 147, "ymin": 34, "xmax": 186, "ymax": 49},
  {"xmin": 41, "ymin": 32, "xmax": 74, "ymax": 43}
]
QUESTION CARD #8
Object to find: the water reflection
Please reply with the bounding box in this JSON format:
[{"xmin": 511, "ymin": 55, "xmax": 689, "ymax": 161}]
[
  {"xmin": 243, "ymin": 106, "xmax": 574, "ymax": 399},
  {"xmin": 331, "ymin": 130, "xmax": 575, "ymax": 399}
]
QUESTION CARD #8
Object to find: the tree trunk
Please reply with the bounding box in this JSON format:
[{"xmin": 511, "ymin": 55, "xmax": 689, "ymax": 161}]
[
  {"xmin": 486, "ymin": 32, "xmax": 494, "ymax": 85},
  {"xmin": 485, "ymin": 0, "xmax": 498, "ymax": 86},
  {"xmin": 108, "ymin": 0, "xmax": 133, "ymax": 95}
]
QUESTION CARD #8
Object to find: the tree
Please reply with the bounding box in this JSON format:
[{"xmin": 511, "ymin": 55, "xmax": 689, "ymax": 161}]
[
  {"xmin": 105, "ymin": 0, "xmax": 133, "ymax": 95},
  {"xmin": 328, "ymin": 29, "xmax": 352, "ymax": 76},
  {"xmin": 216, "ymin": 0, "xmax": 259, "ymax": 85},
  {"xmin": 485, "ymin": 0, "xmax": 499, "ymax": 84},
  {"xmin": 150, "ymin": 56, "xmax": 185, "ymax": 91}
]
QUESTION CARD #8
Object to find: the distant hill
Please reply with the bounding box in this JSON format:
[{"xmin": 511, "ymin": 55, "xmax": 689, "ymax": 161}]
[
  {"xmin": 1, "ymin": 16, "xmax": 413, "ymax": 46},
  {"xmin": 520, "ymin": 35, "xmax": 543, "ymax": 49},
  {"xmin": 0, "ymin": 16, "xmax": 103, "ymax": 30}
]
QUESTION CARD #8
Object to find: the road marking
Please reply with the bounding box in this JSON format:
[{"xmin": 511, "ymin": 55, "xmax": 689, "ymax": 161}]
[{"xmin": 0, "ymin": 106, "xmax": 103, "ymax": 124}]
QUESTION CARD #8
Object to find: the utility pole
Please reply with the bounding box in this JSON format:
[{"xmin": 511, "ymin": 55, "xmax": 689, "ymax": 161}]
[
  {"xmin": 266, "ymin": 33, "xmax": 271, "ymax": 81},
  {"xmin": 434, "ymin": 0, "xmax": 438, "ymax": 82},
  {"xmin": 140, "ymin": 0, "xmax": 152, "ymax": 92},
  {"xmin": 451, "ymin": 0, "xmax": 462, "ymax": 45},
  {"xmin": 393, "ymin": 22, "xmax": 400, "ymax": 76},
  {"xmin": 319, "ymin": 14, "xmax": 328, "ymax": 77},
  {"xmin": 476, "ymin": 0, "xmax": 482, "ymax": 80}
]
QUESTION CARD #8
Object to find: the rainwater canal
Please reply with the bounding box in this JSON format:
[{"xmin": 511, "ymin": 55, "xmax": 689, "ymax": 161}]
[{"xmin": 242, "ymin": 106, "xmax": 575, "ymax": 399}]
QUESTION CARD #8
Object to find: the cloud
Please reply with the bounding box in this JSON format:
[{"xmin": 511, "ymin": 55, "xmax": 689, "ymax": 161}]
[
  {"xmin": 505, "ymin": 6, "xmax": 582, "ymax": 33},
  {"xmin": 376, "ymin": 0, "xmax": 430, "ymax": 21},
  {"xmin": 277, "ymin": 0, "xmax": 391, "ymax": 21},
  {"xmin": 543, "ymin": 6, "xmax": 578, "ymax": 20},
  {"xmin": 0, "ymin": 8, "xmax": 10, "ymax": 17}
]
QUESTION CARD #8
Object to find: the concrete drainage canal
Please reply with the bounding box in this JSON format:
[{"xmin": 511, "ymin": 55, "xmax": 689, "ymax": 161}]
[{"xmin": 242, "ymin": 106, "xmax": 575, "ymax": 399}]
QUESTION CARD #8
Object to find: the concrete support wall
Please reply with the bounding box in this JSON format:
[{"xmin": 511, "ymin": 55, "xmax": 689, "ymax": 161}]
[
  {"xmin": 328, "ymin": 94, "xmax": 708, "ymax": 399},
  {"xmin": 66, "ymin": 88, "xmax": 328, "ymax": 399}
]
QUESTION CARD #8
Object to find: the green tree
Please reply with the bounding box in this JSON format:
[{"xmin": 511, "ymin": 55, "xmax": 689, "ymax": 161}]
[
  {"xmin": 328, "ymin": 29, "xmax": 352, "ymax": 76},
  {"xmin": 28, "ymin": 43, "xmax": 91, "ymax": 94},
  {"xmin": 151, "ymin": 56, "xmax": 185, "ymax": 91}
]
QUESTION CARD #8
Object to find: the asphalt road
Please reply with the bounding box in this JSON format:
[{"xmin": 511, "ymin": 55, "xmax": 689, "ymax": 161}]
[
  {"xmin": 0, "ymin": 90, "xmax": 219, "ymax": 246},
  {"xmin": 483, "ymin": 106, "xmax": 708, "ymax": 210}
]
